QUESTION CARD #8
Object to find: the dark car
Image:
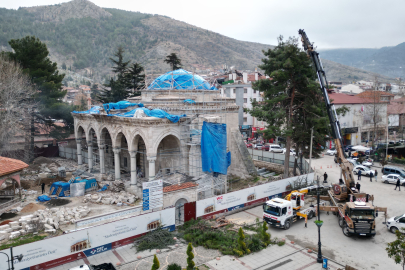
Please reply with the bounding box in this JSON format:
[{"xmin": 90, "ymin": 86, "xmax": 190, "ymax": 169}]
[{"xmin": 344, "ymin": 145, "xmax": 354, "ymax": 152}]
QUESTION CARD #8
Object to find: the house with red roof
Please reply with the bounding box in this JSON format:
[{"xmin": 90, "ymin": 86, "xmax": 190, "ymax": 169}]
[{"xmin": 329, "ymin": 93, "xmax": 388, "ymax": 146}]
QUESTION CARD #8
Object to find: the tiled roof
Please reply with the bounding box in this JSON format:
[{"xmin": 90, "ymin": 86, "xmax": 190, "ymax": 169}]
[
  {"xmin": 0, "ymin": 157, "xmax": 29, "ymax": 177},
  {"xmin": 356, "ymin": 91, "xmax": 394, "ymax": 100},
  {"xmin": 328, "ymin": 93, "xmax": 376, "ymax": 104},
  {"xmin": 163, "ymin": 182, "xmax": 198, "ymax": 193},
  {"xmin": 392, "ymin": 97, "xmax": 405, "ymax": 103},
  {"xmin": 388, "ymin": 103, "xmax": 405, "ymax": 115}
]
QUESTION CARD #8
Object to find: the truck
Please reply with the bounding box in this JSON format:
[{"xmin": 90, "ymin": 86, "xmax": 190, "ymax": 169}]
[
  {"xmin": 297, "ymin": 29, "xmax": 387, "ymax": 237},
  {"xmin": 263, "ymin": 188, "xmax": 327, "ymax": 229}
]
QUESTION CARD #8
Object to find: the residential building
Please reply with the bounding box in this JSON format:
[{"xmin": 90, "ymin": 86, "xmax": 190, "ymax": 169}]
[
  {"xmin": 329, "ymin": 93, "xmax": 388, "ymax": 145},
  {"xmin": 340, "ymin": 84, "xmax": 363, "ymax": 94}
]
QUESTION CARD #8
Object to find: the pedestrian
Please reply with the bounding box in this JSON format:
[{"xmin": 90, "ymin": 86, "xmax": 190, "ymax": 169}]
[
  {"xmin": 369, "ymin": 171, "xmax": 373, "ymax": 182},
  {"xmin": 305, "ymin": 215, "xmax": 308, "ymax": 228},
  {"xmin": 323, "ymin": 172, "xmax": 328, "ymax": 183},
  {"xmin": 357, "ymin": 170, "xmax": 362, "ymax": 180},
  {"xmin": 395, "ymin": 178, "xmax": 401, "ymax": 191},
  {"xmin": 374, "ymin": 169, "xmax": 378, "ymax": 182},
  {"xmin": 348, "ymin": 151, "xmax": 352, "ymax": 158},
  {"xmin": 356, "ymin": 182, "xmax": 361, "ymax": 193},
  {"xmin": 41, "ymin": 182, "xmax": 45, "ymax": 194}
]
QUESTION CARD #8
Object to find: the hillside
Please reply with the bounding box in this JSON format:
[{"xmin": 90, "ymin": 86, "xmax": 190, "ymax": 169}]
[
  {"xmin": 0, "ymin": 0, "xmax": 393, "ymax": 84},
  {"xmin": 320, "ymin": 43, "xmax": 405, "ymax": 79}
]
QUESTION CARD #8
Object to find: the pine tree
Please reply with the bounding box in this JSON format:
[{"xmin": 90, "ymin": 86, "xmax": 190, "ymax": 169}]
[
  {"xmin": 126, "ymin": 62, "xmax": 145, "ymax": 96},
  {"xmin": 234, "ymin": 227, "xmax": 250, "ymax": 256},
  {"xmin": 248, "ymin": 36, "xmax": 327, "ymax": 177},
  {"xmin": 151, "ymin": 254, "xmax": 160, "ymax": 270},
  {"xmin": 110, "ymin": 46, "xmax": 130, "ymax": 82},
  {"xmin": 186, "ymin": 243, "xmax": 195, "ymax": 270},
  {"xmin": 164, "ymin": 53, "xmax": 182, "ymax": 70},
  {"xmin": 4, "ymin": 36, "xmax": 73, "ymax": 161},
  {"xmin": 62, "ymin": 62, "xmax": 67, "ymax": 70}
]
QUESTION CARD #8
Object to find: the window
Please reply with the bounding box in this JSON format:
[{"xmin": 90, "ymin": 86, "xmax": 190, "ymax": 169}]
[
  {"xmin": 282, "ymin": 207, "xmax": 287, "ymax": 215},
  {"xmin": 233, "ymin": 89, "xmax": 235, "ymax": 94},
  {"xmin": 124, "ymin": 157, "xmax": 128, "ymax": 167},
  {"xmin": 399, "ymin": 218, "xmax": 405, "ymax": 223},
  {"xmin": 254, "ymin": 90, "xmax": 256, "ymax": 93},
  {"xmin": 244, "ymin": 89, "xmax": 247, "ymax": 93},
  {"xmin": 244, "ymin": 98, "xmax": 247, "ymax": 103}
]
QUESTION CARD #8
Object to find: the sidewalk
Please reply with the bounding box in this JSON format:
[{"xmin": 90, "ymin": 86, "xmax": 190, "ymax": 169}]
[{"xmin": 49, "ymin": 240, "xmax": 344, "ymax": 270}]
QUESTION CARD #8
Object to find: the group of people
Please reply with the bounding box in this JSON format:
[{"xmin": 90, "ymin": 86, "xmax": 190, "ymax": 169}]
[{"xmin": 356, "ymin": 169, "xmax": 378, "ymax": 182}]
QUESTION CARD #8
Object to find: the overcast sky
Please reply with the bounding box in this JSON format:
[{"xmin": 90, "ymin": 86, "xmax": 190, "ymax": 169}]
[{"xmin": 3, "ymin": 0, "xmax": 404, "ymax": 49}]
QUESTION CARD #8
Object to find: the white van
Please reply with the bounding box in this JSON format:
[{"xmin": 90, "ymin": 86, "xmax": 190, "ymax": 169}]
[{"xmin": 269, "ymin": 144, "xmax": 283, "ymax": 153}]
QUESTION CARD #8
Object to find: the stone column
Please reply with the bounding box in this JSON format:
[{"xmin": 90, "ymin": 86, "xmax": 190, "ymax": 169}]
[
  {"xmin": 87, "ymin": 140, "xmax": 93, "ymax": 172},
  {"xmin": 147, "ymin": 156, "xmax": 156, "ymax": 180},
  {"xmin": 113, "ymin": 148, "xmax": 121, "ymax": 181},
  {"xmin": 99, "ymin": 144, "xmax": 105, "ymax": 174},
  {"xmin": 76, "ymin": 138, "xmax": 83, "ymax": 165},
  {"xmin": 130, "ymin": 151, "xmax": 137, "ymax": 186},
  {"xmin": 235, "ymin": 86, "xmax": 244, "ymax": 126}
]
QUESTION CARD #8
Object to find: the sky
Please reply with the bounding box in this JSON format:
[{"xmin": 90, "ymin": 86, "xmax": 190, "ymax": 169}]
[{"xmin": 2, "ymin": 0, "xmax": 404, "ymax": 49}]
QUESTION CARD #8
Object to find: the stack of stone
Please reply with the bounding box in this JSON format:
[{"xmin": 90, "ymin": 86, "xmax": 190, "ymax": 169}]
[
  {"xmin": 82, "ymin": 191, "xmax": 138, "ymax": 205},
  {"xmin": 109, "ymin": 180, "xmax": 125, "ymax": 192}
]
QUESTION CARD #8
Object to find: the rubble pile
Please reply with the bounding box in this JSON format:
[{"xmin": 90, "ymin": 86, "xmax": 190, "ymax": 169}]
[
  {"xmin": 82, "ymin": 191, "xmax": 138, "ymax": 206},
  {"xmin": 0, "ymin": 206, "xmax": 91, "ymax": 240},
  {"xmin": 108, "ymin": 180, "xmax": 126, "ymax": 192}
]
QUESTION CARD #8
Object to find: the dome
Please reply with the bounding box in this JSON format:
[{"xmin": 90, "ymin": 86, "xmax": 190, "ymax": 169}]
[{"xmin": 147, "ymin": 69, "xmax": 217, "ymax": 90}]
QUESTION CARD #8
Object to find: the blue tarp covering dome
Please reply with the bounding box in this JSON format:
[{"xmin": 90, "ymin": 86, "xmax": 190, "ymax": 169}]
[{"xmin": 148, "ymin": 69, "xmax": 217, "ymax": 90}]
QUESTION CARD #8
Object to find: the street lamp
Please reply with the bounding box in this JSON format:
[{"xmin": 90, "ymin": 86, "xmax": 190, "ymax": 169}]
[
  {"xmin": 316, "ymin": 176, "xmax": 323, "ymax": 263},
  {"xmin": 0, "ymin": 247, "xmax": 24, "ymax": 270}
]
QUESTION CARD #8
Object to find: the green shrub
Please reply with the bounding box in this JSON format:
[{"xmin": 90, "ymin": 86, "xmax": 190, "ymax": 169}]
[
  {"xmin": 151, "ymin": 254, "xmax": 160, "ymax": 270},
  {"xmin": 277, "ymin": 241, "xmax": 285, "ymax": 246},
  {"xmin": 187, "ymin": 243, "xmax": 195, "ymax": 270},
  {"xmin": 262, "ymin": 222, "xmax": 271, "ymax": 246},
  {"xmin": 167, "ymin": 263, "xmax": 182, "ymax": 270}
]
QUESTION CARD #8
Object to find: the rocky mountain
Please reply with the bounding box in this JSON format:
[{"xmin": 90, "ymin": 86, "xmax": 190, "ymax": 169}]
[
  {"xmin": 320, "ymin": 43, "xmax": 405, "ymax": 79},
  {"xmin": 0, "ymin": 0, "xmax": 394, "ymax": 84}
]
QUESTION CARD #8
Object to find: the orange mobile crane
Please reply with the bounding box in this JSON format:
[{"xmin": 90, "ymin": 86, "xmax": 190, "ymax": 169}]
[{"xmin": 298, "ymin": 29, "xmax": 387, "ymax": 236}]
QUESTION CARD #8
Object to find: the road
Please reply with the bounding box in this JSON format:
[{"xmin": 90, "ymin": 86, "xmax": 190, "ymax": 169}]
[{"xmin": 227, "ymin": 153, "xmax": 404, "ymax": 270}]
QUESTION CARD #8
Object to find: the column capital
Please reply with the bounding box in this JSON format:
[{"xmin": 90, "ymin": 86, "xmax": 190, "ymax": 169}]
[
  {"xmin": 129, "ymin": 151, "xmax": 137, "ymax": 158},
  {"xmin": 113, "ymin": 148, "xmax": 121, "ymax": 154},
  {"xmin": 99, "ymin": 144, "xmax": 105, "ymax": 150},
  {"xmin": 87, "ymin": 140, "xmax": 93, "ymax": 145},
  {"xmin": 147, "ymin": 156, "xmax": 157, "ymax": 163},
  {"xmin": 76, "ymin": 138, "xmax": 82, "ymax": 144}
]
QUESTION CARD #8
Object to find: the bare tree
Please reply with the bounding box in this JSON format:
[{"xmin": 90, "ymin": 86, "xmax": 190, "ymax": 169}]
[{"xmin": 0, "ymin": 55, "xmax": 37, "ymax": 161}]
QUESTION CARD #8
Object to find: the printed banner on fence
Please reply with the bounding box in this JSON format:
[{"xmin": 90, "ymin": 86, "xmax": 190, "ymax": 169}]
[
  {"xmin": 196, "ymin": 173, "xmax": 314, "ymax": 217},
  {"xmin": 0, "ymin": 208, "xmax": 175, "ymax": 270}
]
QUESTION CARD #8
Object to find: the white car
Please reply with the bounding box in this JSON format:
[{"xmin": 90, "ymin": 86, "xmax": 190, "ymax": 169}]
[
  {"xmin": 386, "ymin": 214, "xmax": 405, "ymax": 234},
  {"xmin": 382, "ymin": 174, "xmax": 405, "ymax": 185},
  {"xmin": 282, "ymin": 148, "xmax": 296, "ymax": 155},
  {"xmin": 362, "ymin": 159, "xmax": 374, "ymax": 167},
  {"xmin": 326, "ymin": 148, "xmax": 337, "ymax": 156},
  {"xmin": 254, "ymin": 144, "xmax": 263, "ymax": 150},
  {"xmin": 269, "ymin": 144, "xmax": 283, "ymax": 153},
  {"xmin": 353, "ymin": 165, "xmax": 373, "ymax": 176}
]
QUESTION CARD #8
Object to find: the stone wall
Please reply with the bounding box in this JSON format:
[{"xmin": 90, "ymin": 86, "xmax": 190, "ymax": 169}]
[
  {"xmin": 253, "ymin": 160, "xmax": 300, "ymax": 177},
  {"xmin": 163, "ymin": 187, "xmax": 197, "ymax": 208}
]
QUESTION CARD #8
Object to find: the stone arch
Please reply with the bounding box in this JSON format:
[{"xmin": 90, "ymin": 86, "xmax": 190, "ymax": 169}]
[
  {"xmin": 129, "ymin": 131, "xmax": 148, "ymax": 179},
  {"xmin": 175, "ymin": 197, "xmax": 189, "ymax": 225},
  {"xmin": 152, "ymin": 130, "xmax": 182, "ymax": 155},
  {"xmin": 113, "ymin": 128, "xmax": 130, "ymax": 149},
  {"xmin": 154, "ymin": 132, "xmax": 182, "ymax": 176},
  {"xmin": 129, "ymin": 129, "xmax": 149, "ymax": 152},
  {"xmin": 75, "ymin": 122, "xmax": 87, "ymax": 139}
]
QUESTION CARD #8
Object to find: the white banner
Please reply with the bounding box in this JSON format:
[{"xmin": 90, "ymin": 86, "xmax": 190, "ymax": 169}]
[
  {"xmin": 143, "ymin": 179, "xmax": 163, "ymax": 210},
  {"xmin": 0, "ymin": 208, "xmax": 175, "ymax": 270},
  {"xmin": 196, "ymin": 173, "xmax": 314, "ymax": 217}
]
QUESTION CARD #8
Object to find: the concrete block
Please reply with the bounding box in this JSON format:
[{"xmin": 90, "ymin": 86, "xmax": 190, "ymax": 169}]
[
  {"xmin": 0, "ymin": 225, "xmax": 10, "ymax": 230},
  {"xmin": 44, "ymin": 224, "xmax": 53, "ymax": 230},
  {"xmin": 45, "ymin": 229, "xmax": 56, "ymax": 233}
]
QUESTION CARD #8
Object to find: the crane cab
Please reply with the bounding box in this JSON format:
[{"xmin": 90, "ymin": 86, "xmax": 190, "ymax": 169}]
[{"xmin": 290, "ymin": 192, "xmax": 305, "ymax": 210}]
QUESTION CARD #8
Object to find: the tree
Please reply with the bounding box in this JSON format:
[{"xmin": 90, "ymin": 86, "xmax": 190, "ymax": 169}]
[
  {"xmin": 0, "ymin": 54, "xmax": 37, "ymax": 160},
  {"xmin": 386, "ymin": 228, "xmax": 405, "ymax": 270},
  {"xmin": 126, "ymin": 62, "xmax": 145, "ymax": 95},
  {"xmin": 3, "ymin": 36, "xmax": 74, "ymax": 161},
  {"xmin": 234, "ymin": 227, "xmax": 250, "ymax": 256},
  {"xmin": 186, "ymin": 242, "xmax": 195, "ymax": 270},
  {"xmin": 164, "ymin": 53, "xmax": 182, "ymax": 70},
  {"xmin": 248, "ymin": 36, "xmax": 327, "ymax": 177},
  {"xmin": 110, "ymin": 46, "xmax": 130, "ymax": 82},
  {"xmin": 151, "ymin": 254, "xmax": 160, "ymax": 270},
  {"xmin": 262, "ymin": 222, "xmax": 271, "ymax": 246},
  {"xmin": 61, "ymin": 62, "xmax": 67, "ymax": 70}
]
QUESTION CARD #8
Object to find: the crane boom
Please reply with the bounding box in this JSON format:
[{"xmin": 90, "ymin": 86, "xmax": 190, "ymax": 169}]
[{"xmin": 298, "ymin": 29, "xmax": 355, "ymax": 193}]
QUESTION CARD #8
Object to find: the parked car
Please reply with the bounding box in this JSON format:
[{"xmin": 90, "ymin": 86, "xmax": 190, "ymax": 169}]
[
  {"xmin": 344, "ymin": 145, "xmax": 354, "ymax": 152},
  {"xmin": 254, "ymin": 144, "xmax": 264, "ymax": 150},
  {"xmin": 263, "ymin": 144, "xmax": 270, "ymax": 151},
  {"xmin": 362, "ymin": 159, "xmax": 374, "ymax": 167},
  {"xmin": 347, "ymin": 158, "xmax": 360, "ymax": 167},
  {"xmin": 382, "ymin": 166, "xmax": 405, "ymax": 178},
  {"xmin": 353, "ymin": 165, "xmax": 373, "ymax": 176},
  {"xmin": 382, "ymin": 174, "xmax": 405, "ymax": 186},
  {"xmin": 326, "ymin": 148, "xmax": 337, "ymax": 156},
  {"xmin": 269, "ymin": 144, "xmax": 283, "ymax": 153},
  {"xmin": 282, "ymin": 148, "xmax": 296, "ymax": 155},
  {"xmin": 245, "ymin": 143, "xmax": 253, "ymax": 148},
  {"xmin": 386, "ymin": 214, "xmax": 405, "ymax": 234}
]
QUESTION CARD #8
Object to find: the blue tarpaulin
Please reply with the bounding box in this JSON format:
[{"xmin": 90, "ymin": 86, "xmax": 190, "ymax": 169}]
[
  {"xmin": 103, "ymin": 101, "xmax": 143, "ymax": 114},
  {"xmin": 72, "ymin": 106, "xmax": 101, "ymax": 114},
  {"xmin": 98, "ymin": 184, "xmax": 109, "ymax": 192},
  {"xmin": 72, "ymin": 178, "xmax": 98, "ymax": 191},
  {"xmin": 37, "ymin": 195, "xmax": 51, "ymax": 202},
  {"xmin": 201, "ymin": 121, "xmax": 228, "ymax": 174},
  {"xmin": 183, "ymin": 99, "xmax": 196, "ymax": 104},
  {"xmin": 227, "ymin": 151, "xmax": 231, "ymax": 167},
  {"xmin": 111, "ymin": 107, "xmax": 186, "ymax": 123},
  {"xmin": 50, "ymin": 182, "xmax": 71, "ymax": 197},
  {"xmin": 148, "ymin": 69, "xmax": 217, "ymax": 90}
]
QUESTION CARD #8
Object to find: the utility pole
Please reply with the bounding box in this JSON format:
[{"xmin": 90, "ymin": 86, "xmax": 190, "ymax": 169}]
[{"xmin": 309, "ymin": 127, "xmax": 314, "ymax": 173}]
